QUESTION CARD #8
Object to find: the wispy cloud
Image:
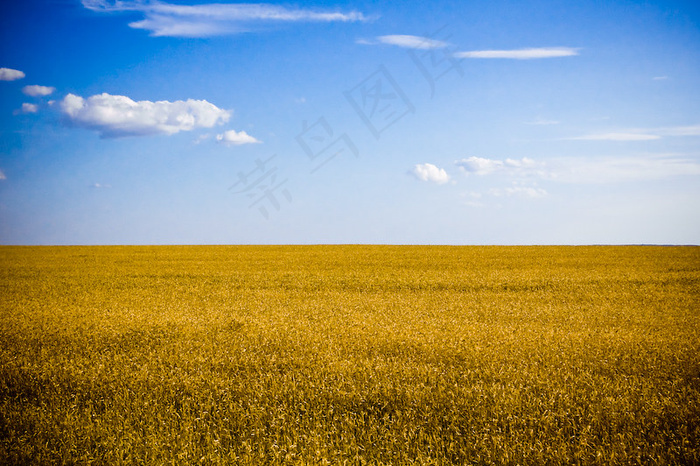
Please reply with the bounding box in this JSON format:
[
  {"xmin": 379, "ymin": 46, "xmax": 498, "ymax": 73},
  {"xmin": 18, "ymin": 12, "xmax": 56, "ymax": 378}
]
[
  {"xmin": 367, "ymin": 35, "xmax": 450, "ymax": 50},
  {"xmin": 0, "ymin": 169, "xmax": 6, "ymax": 180},
  {"xmin": 455, "ymin": 47, "xmax": 579, "ymax": 59},
  {"xmin": 60, "ymin": 93, "xmax": 230, "ymax": 138},
  {"xmin": 655, "ymin": 125, "xmax": 700, "ymax": 137},
  {"xmin": 0, "ymin": 67, "xmax": 25, "ymax": 81},
  {"xmin": 490, "ymin": 185, "xmax": 548, "ymax": 198},
  {"xmin": 455, "ymin": 156, "xmax": 541, "ymax": 176},
  {"xmin": 411, "ymin": 163, "xmax": 450, "ymax": 184},
  {"xmin": 23, "ymin": 85, "xmax": 55, "ymax": 97},
  {"xmin": 525, "ymin": 118, "xmax": 559, "ymax": 126},
  {"xmin": 568, "ymin": 124, "xmax": 700, "ymax": 141},
  {"xmin": 653, "ymin": 76, "xmax": 668, "ymax": 80},
  {"xmin": 455, "ymin": 154, "xmax": 700, "ymax": 183},
  {"xmin": 551, "ymin": 155, "xmax": 700, "ymax": 183},
  {"xmin": 82, "ymin": 0, "xmax": 369, "ymax": 37},
  {"xmin": 90, "ymin": 183, "xmax": 112, "ymax": 189},
  {"xmin": 216, "ymin": 129, "xmax": 261, "ymax": 146},
  {"xmin": 14, "ymin": 103, "xmax": 39, "ymax": 115},
  {"xmin": 460, "ymin": 192, "xmax": 485, "ymax": 208},
  {"xmin": 569, "ymin": 132, "xmax": 661, "ymax": 141},
  {"xmin": 193, "ymin": 133, "xmax": 211, "ymax": 144}
]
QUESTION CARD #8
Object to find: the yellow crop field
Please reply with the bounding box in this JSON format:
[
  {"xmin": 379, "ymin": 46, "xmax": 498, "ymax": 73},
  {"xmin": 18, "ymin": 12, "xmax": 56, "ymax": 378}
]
[{"xmin": 1, "ymin": 245, "xmax": 699, "ymax": 464}]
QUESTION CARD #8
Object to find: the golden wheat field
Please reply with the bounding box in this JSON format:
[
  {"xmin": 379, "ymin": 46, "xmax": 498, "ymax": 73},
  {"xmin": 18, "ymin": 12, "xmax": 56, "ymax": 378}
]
[{"xmin": 0, "ymin": 245, "xmax": 699, "ymax": 464}]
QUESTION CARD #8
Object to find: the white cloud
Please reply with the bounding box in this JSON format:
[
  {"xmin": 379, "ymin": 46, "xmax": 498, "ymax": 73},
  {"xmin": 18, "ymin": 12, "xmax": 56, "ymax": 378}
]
[
  {"xmin": 569, "ymin": 132, "xmax": 661, "ymax": 141},
  {"xmin": 0, "ymin": 68, "xmax": 25, "ymax": 81},
  {"xmin": 569, "ymin": 125, "xmax": 700, "ymax": 141},
  {"xmin": 216, "ymin": 129, "xmax": 261, "ymax": 146},
  {"xmin": 14, "ymin": 103, "xmax": 39, "ymax": 115},
  {"xmin": 91, "ymin": 183, "xmax": 112, "ymax": 188},
  {"xmin": 490, "ymin": 185, "xmax": 548, "ymax": 198},
  {"xmin": 455, "ymin": 156, "xmax": 538, "ymax": 176},
  {"xmin": 655, "ymin": 125, "xmax": 700, "ymax": 137},
  {"xmin": 22, "ymin": 85, "xmax": 55, "ymax": 97},
  {"xmin": 82, "ymin": 0, "xmax": 368, "ymax": 37},
  {"xmin": 456, "ymin": 154, "xmax": 700, "ymax": 184},
  {"xmin": 376, "ymin": 35, "xmax": 449, "ymax": 50},
  {"xmin": 653, "ymin": 76, "xmax": 668, "ymax": 80},
  {"xmin": 194, "ymin": 133, "xmax": 211, "ymax": 144},
  {"xmin": 460, "ymin": 192, "xmax": 485, "ymax": 207},
  {"xmin": 456, "ymin": 156, "xmax": 504, "ymax": 175},
  {"xmin": 550, "ymin": 155, "xmax": 700, "ymax": 183},
  {"xmin": 504, "ymin": 158, "xmax": 537, "ymax": 168},
  {"xmin": 456, "ymin": 152, "xmax": 700, "ymax": 186},
  {"xmin": 525, "ymin": 118, "xmax": 559, "ymax": 125},
  {"xmin": 0, "ymin": 169, "xmax": 6, "ymax": 180},
  {"xmin": 60, "ymin": 93, "xmax": 230, "ymax": 138},
  {"xmin": 455, "ymin": 47, "xmax": 579, "ymax": 59},
  {"xmin": 412, "ymin": 163, "xmax": 450, "ymax": 184}
]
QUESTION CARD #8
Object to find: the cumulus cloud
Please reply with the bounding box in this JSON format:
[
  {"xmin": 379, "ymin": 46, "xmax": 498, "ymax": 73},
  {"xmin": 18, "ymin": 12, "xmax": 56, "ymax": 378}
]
[
  {"xmin": 376, "ymin": 35, "xmax": 449, "ymax": 49},
  {"xmin": 82, "ymin": 0, "xmax": 368, "ymax": 37},
  {"xmin": 216, "ymin": 129, "xmax": 261, "ymax": 146},
  {"xmin": 455, "ymin": 47, "xmax": 579, "ymax": 59},
  {"xmin": 14, "ymin": 103, "xmax": 39, "ymax": 115},
  {"xmin": 60, "ymin": 93, "xmax": 230, "ymax": 138},
  {"xmin": 23, "ymin": 85, "xmax": 55, "ymax": 97},
  {"xmin": 0, "ymin": 68, "xmax": 25, "ymax": 81},
  {"xmin": 455, "ymin": 156, "xmax": 539, "ymax": 176},
  {"xmin": 412, "ymin": 163, "xmax": 450, "ymax": 184}
]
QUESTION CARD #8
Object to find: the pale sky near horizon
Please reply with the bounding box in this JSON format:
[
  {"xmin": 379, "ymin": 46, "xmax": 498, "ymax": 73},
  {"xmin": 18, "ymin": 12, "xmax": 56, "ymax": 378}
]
[{"xmin": 1, "ymin": 0, "xmax": 699, "ymax": 245}]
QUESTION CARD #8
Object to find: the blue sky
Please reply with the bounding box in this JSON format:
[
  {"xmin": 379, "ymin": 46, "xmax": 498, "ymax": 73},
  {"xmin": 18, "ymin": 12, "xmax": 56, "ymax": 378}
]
[{"xmin": 1, "ymin": 0, "xmax": 699, "ymax": 245}]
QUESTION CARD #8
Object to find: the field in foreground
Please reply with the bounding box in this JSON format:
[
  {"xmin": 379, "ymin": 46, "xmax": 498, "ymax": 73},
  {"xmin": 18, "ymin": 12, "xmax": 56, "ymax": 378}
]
[{"xmin": 1, "ymin": 245, "xmax": 699, "ymax": 464}]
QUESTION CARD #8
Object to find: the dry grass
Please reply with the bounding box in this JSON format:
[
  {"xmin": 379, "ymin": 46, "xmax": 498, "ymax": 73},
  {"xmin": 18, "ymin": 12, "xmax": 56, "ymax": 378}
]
[{"xmin": 1, "ymin": 245, "xmax": 699, "ymax": 464}]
